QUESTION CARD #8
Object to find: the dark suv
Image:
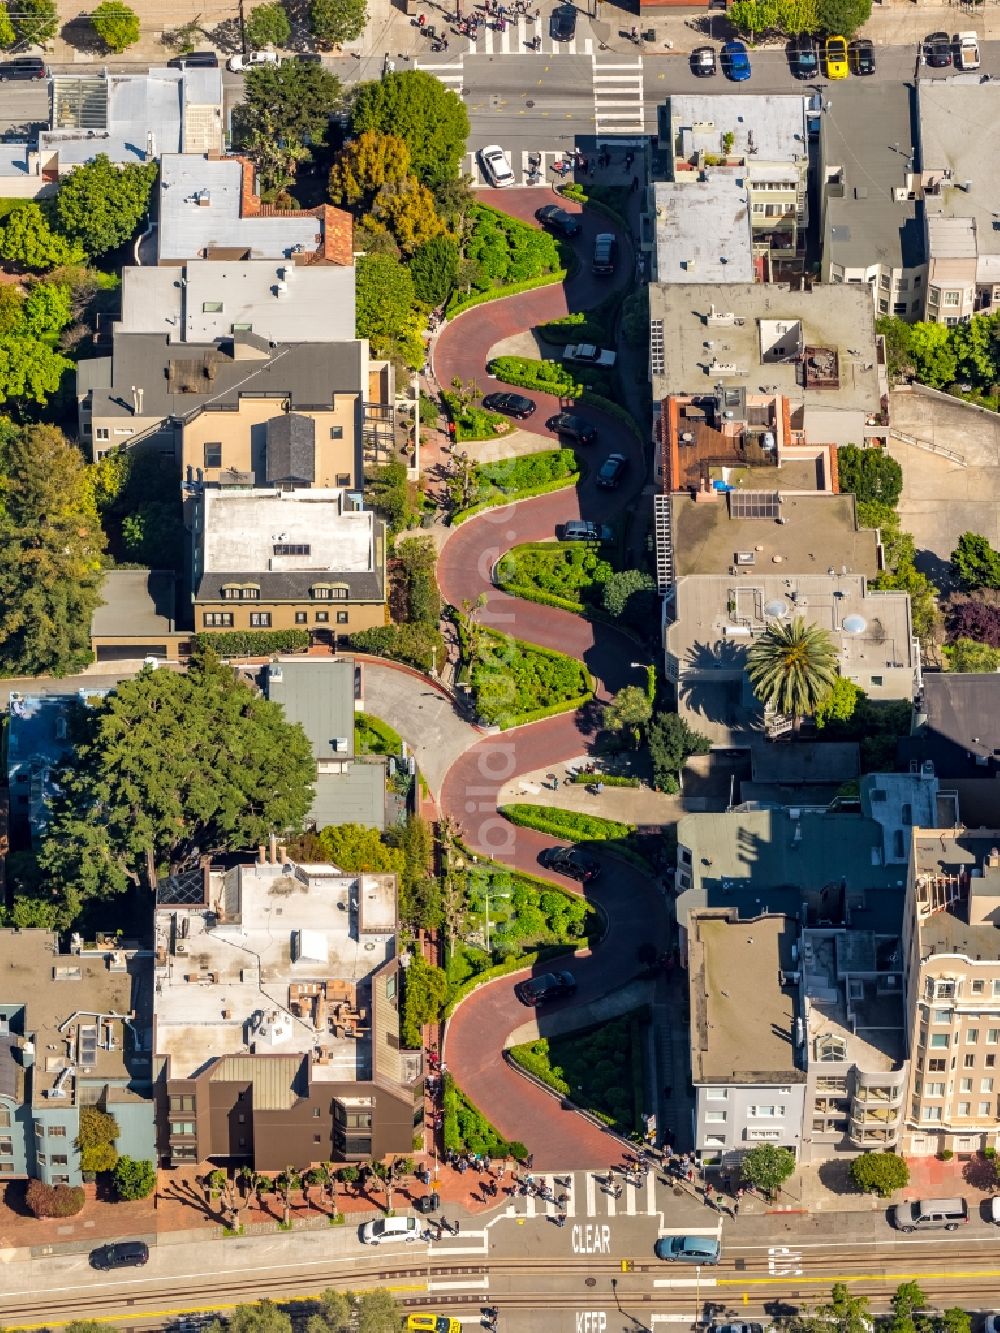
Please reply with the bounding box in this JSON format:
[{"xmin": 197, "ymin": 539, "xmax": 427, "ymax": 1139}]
[
  {"xmin": 90, "ymin": 1241, "xmax": 150, "ymax": 1270},
  {"xmin": 539, "ymin": 846, "xmax": 600, "ymax": 882},
  {"xmin": 0, "ymin": 57, "xmax": 47, "ymax": 80},
  {"xmin": 514, "ymin": 970, "xmax": 577, "ymax": 1006},
  {"xmin": 592, "ymin": 233, "xmax": 617, "ymax": 275},
  {"xmin": 546, "ymin": 411, "xmax": 597, "ymax": 445},
  {"xmin": 167, "ymin": 51, "xmax": 220, "ymax": 68}
]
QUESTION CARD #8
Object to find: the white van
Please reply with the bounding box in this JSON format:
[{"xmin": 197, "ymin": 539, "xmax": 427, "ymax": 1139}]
[{"xmin": 360, "ymin": 1215, "xmax": 421, "ymax": 1246}]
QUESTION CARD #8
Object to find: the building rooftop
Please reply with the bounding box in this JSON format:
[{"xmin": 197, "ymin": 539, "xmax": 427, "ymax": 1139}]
[
  {"xmin": 821, "ymin": 82, "xmax": 924, "ymax": 273},
  {"xmin": 918, "ymin": 78, "xmax": 1000, "ymax": 258},
  {"xmin": 0, "ymin": 930, "xmax": 153, "ymax": 1106},
  {"xmin": 119, "ymin": 258, "xmax": 356, "ymax": 345},
  {"xmin": 802, "ymin": 928, "xmax": 906, "ymax": 1073},
  {"xmin": 266, "ymin": 659, "xmax": 358, "ymax": 760},
  {"xmin": 652, "ymin": 178, "xmax": 754, "ymax": 284},
  {"xmin": 907, "ymin": 673, "xmax": 1000, "ymax": 779},
  {"xmin": 671, "ymin": 492, "xmax": 879, "ymax": 579},
  {"xmin": 668, "ymin": 94, "xmax": 809, "ymax": 166},
  {"xmin": 79, "ymin": 329, "xmax": 365, "ymax": 423},
  {"xmin": 648, "ymin": 283, "xmax": 881, "ymax": 442},
  {"xmin": 688, "ymin": 912, "xmax": 804, "ymax": 1084},
  {"xmin": 154, "ymin": 859, "xmax": 397, "ymax": 1081},
  {"xmin": 0, "ymin": 143, "xmax": 32, "ymax": 178},
  {"xmin": 912, "ymin": 830, "xmax": 1000, "ymax": 962},
  {"xmin": 157, "ymin": 154, "xmax": 354, "ymax": 266},
  {"xmin": 91, "ymin": 570, "xmax": 176, "ymax": 639}
]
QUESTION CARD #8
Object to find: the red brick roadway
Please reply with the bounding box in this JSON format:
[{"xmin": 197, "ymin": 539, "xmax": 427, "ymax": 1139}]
[{"xmin": 434, "ymin": 187, "xmax": 668, "ymax": 1170}]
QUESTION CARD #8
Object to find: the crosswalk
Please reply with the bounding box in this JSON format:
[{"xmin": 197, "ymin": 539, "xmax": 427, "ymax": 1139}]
[
  {"xmin": 503, "ymin": 1169, "xmax": 660, "ymax": 1220},
  {"xmin": 464, "ymin": 17, "xmax": 593, "ymax": 55},
  {"xmin": 464, "ymin": 148, "xmax": 571, "ymax": 188},
  {"xmin": 414, "ymin": 55, "xmax": 464, "ymax": 93},
  {"xmin": 594, "ymin": 56, "xmax": 645, "ymax": 135}
]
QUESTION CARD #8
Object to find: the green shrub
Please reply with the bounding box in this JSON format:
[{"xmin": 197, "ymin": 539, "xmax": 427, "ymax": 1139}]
[
  {"xmin": 450, "ymin": 448, "xmax": 579, "ymax": 524},
  {"xmin": 499, "ymin": 803, "xmax": 634, "ymax": 841},
  {"xmin": 192, "ymin": 629, "xmax": 310, "ymax": 657},
  {"xmin": 447, "ymin": 204, "xmax": 564, "ymax": 317},
  {"xmin": 349, "ymin": 623, "xmax": 445, "ymax": 673},
  {"xmin": 443, "ymin": 1073, "xmax": 528, "ymax": 1160},
  {"xmin": 396, "ymin": 535, "xmax": 441, "ymax": 625},
  {"xmin": 537, "ymin": 310, "xmax": 607, "ymax": 346},
  {"xmin": 495, "ymin": 542, "xmax": 612, "ymax": 613},
  {"xmin": 401, "ymin": 954, "xmax": 447, "ymax": 1049},
  {"xmin": 461, "ymin": 625, "xmax": 591, "ymax": 728},
  {"xmin": 490, "ymin": 355, "xmax": 583, "ymax": 398},
  {"xmin": 113, "ymin": 1157, "xmax": 156, "ymax": 1201},
  {"xmin": 442, "ymin": 391, "xmax": 513, "ymax": 443},
  {"xmin": 446, "ymin": 270, "xmax": 567, "ymax": 320},
  {"xmin": 25, "ymin": 1179, "xmax": 86, "ymax": 1218},
  {"xmin": 354, "ymin": 712, "xmax": 403, "ymax": 756},
  {"xmin": 569, "ymin": 772, "xmax": 639, "ymax": 787}
]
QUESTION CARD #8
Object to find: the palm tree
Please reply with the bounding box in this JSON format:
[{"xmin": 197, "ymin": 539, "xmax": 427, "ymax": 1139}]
[{"xmin": 746, "ymin": 616, "xmax": 838, "ymax": 724}]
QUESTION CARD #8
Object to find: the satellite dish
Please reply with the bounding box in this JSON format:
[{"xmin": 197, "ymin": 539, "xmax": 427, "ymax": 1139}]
[
  {"xmin": 765, "ymin": 599, "xmax": 790, "ymax": 618},
  {"xmin": 843, "ymin": 614, "xmax": 867, "ymax": 634}
]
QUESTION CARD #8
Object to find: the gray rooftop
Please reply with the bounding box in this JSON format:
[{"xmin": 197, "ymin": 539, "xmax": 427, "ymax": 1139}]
[
  {"xmin": 312, "ymin": 766, "xmax": 387, "ymax": 830},
  {"xmin": 668, "ymin": 93, "xmax": 808, "ymax": 165},
  {"xmin": 266, "ymin": 658, "xmax": 358, "ymax": 760},
  {"xmin": 821, "ymin": 82, "xmax": 924, "ymax": 272},
  {"xmin": 648, "ymin": 283, "xmax": 881, "ymax": 435},
  {"xmin": 802, "ymin": 928, "xmax": 905, "ymax": 1072},
  {"xmin": 918, "ymin": 77, "xmax": 1000, "ymax": 258},
  {"xmin": 652, "ymin": 178, "xmax": 754, "ymax": 284},
  {"xmin": 91, "ymin": 569, "xmax": 176, "ymax": 638},
  {"xmin": 158, "ymin": 154, "xmax": 323, "ymax": 262},
  {"xmin": 80, "ymin": 329, "xmax": 365, "ymax": 422},
  {"xmin": 119, "ymin": 259, "xmax": 356, "ymax": 344},
  {"xmin": 0, "ymin": 144, "xmax": 32, "ymax": 178}
]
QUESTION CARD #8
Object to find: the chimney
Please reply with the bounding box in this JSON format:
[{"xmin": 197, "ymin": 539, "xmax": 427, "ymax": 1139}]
[
  {"xmin": 268, "ymin": 832, "xmax": 278, "ymax": 865},
  {"xmin": 258, "ymin": 844, "xmax": 267, "ymax": 864},
  {"xmin": 277, "ymin": 842, "xmax": 287, "ymax": 866}
]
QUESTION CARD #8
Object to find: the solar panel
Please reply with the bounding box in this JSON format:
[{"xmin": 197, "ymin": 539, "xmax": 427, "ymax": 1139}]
[{"xmin": 729, "ymin": 490, "xmax": 780, "ymax": 520}]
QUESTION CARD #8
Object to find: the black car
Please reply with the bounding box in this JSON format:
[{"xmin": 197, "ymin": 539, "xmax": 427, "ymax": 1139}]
[
  {"xmin": 592, "ymin": 233, "xmax": 618, "ymax": 275},
  {"xmin": 849, "ymin": 38, "xmax": 875, "ymax": 74},
  {"xmin": 546, "ymin": 412, "xmax": 597, "ymax": 445},
  {"xmin": 924, "ymin": 31, "xmax": 952, "ymax": 66},
  {"xmin": 536, "ymin": 204, "xmax": 581, "ymax": 239},
  {"xmin": 788, "ymin": 33, "xmax": 818, "ymax": 79},
  {"xmin": 690, "ymin": 46, "xmax": 716, "ymax": 77},
  {"xmin": 551, "ymin": 4, "xmax": 577, "ymax": 40},
  {"xmin": 90, "ymin": 1241, "xmax": 149, "ymax": 1270},
  {"xmin": 482, "ymin": 391, "xmax": 536, "ymax": 420},
  {"xmin": 167, "ymin": 50, "xmax": 220, "ymax": 68},
  {"xmin": 0, "ymin": 56, "xmax": 46, "ymax": 80},
  {"xmin": 539, "ymin": 846, "xmax": 601, "ymax": 882},
  {"xmin": 293, "ymin": 51, "xmax": 324, "ymax": 63},
  {"xmin": 596, "ymin": 452, "xmax": 628, "ymax": 489},
  {"xmin": 514, "ymin": 970, "xmax": 577, "ymax": 1006}
]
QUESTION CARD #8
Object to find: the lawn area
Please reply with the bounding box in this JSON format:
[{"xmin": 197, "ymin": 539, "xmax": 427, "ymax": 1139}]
[
  {"xmin": 495, "ymin": 541, "xmax": 613, "ymax": 613},
  {"xmin": 451, "ymin": 448, "xmax": 580, "ymax": 525},
  {"xmin": 354, "ymin": 712, "xmax": 403, "ymax": 756},
  {"xmin": 459, "ymin": 624, "xmax": 591, "ymax": 728},
  {"xmin": 442, "ymin": 391, "xmax": 512, "ymax": 443},
  {"xmin": 509, "ymin": 1010, "xmax": 649, "ymax": 1134},
  {"xmin": 447, "ymin": 203, "xmax": 566, "ymax": 317}
]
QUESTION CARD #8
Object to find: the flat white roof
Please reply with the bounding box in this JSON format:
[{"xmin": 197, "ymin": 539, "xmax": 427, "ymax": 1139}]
[
  {"xmin": 201, "ymin": 489, "xmax": 374, "ymax": 575},
  {"xmin": 670, "ymin": 93, "xmax": 808, "ymax": 165},
  {"xmin": 653, "ymin": 179, "xmax": 754, "ymax": 284}
]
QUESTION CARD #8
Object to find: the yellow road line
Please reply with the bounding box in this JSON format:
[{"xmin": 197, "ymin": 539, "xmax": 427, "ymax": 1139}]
[{"xmin": 719, "ymin": 1270, "xmax": 1000, "ymax": 1287}]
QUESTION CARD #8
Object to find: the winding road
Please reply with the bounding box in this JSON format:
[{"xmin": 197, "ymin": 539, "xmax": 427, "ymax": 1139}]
[{"xmin": 429, "ymin": 187, "xmax": 670, "ymax": 1168}]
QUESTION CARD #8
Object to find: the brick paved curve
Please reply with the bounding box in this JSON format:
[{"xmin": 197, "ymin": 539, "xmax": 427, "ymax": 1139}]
[{"xmin": 434, "ymin": 189, "xmax": 668, "ymax": 1169}]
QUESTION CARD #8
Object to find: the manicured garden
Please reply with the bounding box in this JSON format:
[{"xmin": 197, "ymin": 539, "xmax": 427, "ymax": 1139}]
[
  {"xmin": 509, "ymin": 1010, "xmax": 648, "ymax": 1134},
  {"xmin": 500, "ymin": 803, "xmax": 634, "ymax": 842},
  {"xmin": 459, "ymin": 623, "xmax": 592, "ymax": 728},
  {"xmin": 442, "ymin": 390, "xmax": 513, "ymax": 442},
  {"xmin": 495, "ymin": 541, "xmax": 614, "ymax": 613},
  {"xmin": 450, "ymin": 448, "xmax": 580, "ymax": 525},
  {"xmin": 354, "ymin": 712, "xmax": 403, "ymax": 756},
  {"xmin": 490, "ymin": 353, "xmax": 617, "ymax": 404},
  {"xmin": 446, "ymin": 203, "xmax": 567, "ymax": 317}
]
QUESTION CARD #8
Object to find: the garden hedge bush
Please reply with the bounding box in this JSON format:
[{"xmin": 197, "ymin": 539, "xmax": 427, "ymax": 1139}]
[
  {"xmin": 446, "ymin": 269, "xmax": 567, "ymax": 319},
  {"xmin": 354, "ymin": 712, "xmax": 403, "ymax": 755},
  {"xmin": 495, "ymin": 541, "xmax": 612, "ymax": 615},
  {"xmin": 450, "ymin": 449, "xmax": 580, "ymax": 525},
  {"xmin": 462, "ymin": 625, "xmax": 591, "ymax": 728},
  {"xmin": 500, "ymin": 803, "xmax": 634, "ymax": 841},
  {"xmin": 445, "ymin": 204, "xmax": 565, "ymax": 317},
  {"xmin": 570, "ymin": 772, "xmax": 639, "ymax": 787},
  {"xmin": 442, "ymin": 1073, "xmax": 528, "ymax": 1160},
  {"xmin": 442, "ymin": 391, "xmax": 512, "ymax": 442},
  {"xmin": 349, "ymin": 623, "xmax": 445, "ymax": 674},
  {"xmin": 489, "ymin": 355, "xmax": 583, "ymax": 399},
  {"xmin": 192, "ymin": 629, "xmax": 310, "ymax": 657},
  {"xmin": 25, "ymin": 1179, "xmax": 85, "ymax": 1218}
]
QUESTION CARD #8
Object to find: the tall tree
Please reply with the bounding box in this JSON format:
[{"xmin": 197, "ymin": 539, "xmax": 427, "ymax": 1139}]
[
  {"xmin": 38, "ymin": 648, "xmax": 315, "ymax": 912},
  {"xmin": 244, "ymin": 0, "xmax": 291, "ymax": 47},
  {"xmin": 54, "ymin": 155, "xmax": 158, "ymax": 258},
  {"xmin": 0, "ymin": 2, "xmax": 15, "ymax": 45},
  {"xmin": 329, "ymin": 130, "xmax": 411, "ymax": 211},
  {"xmin": 951, "ymin": 531, "xmax": 1000, "ymax": 590},
  {"xmin": 409, "ymin": 234, "xmax": 459, "ymax": 308},
  {"xmin": 0, "ymin": 202, "xmax": 83, "ymax": 271},
  {"xmin": 0, "ymin": 423, "xmax": 104, "ymax": 676},
  {"xmin": 90, "ymin": 0, "xmax": 140, "ymax": 51},
  {"xmin": 242, "ymin": 59, "xmax": 342, "ymax": 147},
  {"xmin": 602, "ymin": 685, "xmax": 652, "ymax": 745},
  {"xmin": 740, "ymin": 1143, "xmax": 795, "ymax": 1198},
  {"xmin": 356, "ymin": 253, "xmax": 423, "ymax": 369},
  {"xmin": 836, "ymin": 443, "xmax": 903, "ymax": 507},
  {"xmin": 351, "ymin": 70, "xmax": 470, "ymax": 189},
  {"xmin": 814, "ymin": 0, "xmax": 870, "ymax": 33},
  {"xmin": 310, "ymin": 0, "xmax": 367, "ymax": 46},
  {"xmin": 14, "ymin": 0, "xmax": 57, "ymax": 44},
  {"xmin": 374, "ymin": 177, "xmax": 444, "ymax": 256},
  {"xmin": 746, "ymin": 617, "xmax": 839, "ymax": 722}
]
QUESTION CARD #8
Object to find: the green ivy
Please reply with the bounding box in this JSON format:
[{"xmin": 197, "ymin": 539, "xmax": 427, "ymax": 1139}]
[{"xmin": 192, "ymin": 629, "xmax": 310, "ymax": 657}]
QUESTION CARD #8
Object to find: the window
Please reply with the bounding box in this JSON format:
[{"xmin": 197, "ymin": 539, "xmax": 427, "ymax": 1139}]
[
  {"xmin": 958, "ymin": 1102, "xmax": 971, "ymax": 1116},
  {"xmin": 48, "ymin": 1125, "xmax": 66, "ymax": 1138},
  {"xmin": 314, "ymin": 1133, "xmax": 322, "ymax": 1144},
  {"xmin": 927, "ymin": 1059, "xmax": 946, "ymax": 1072},
  {"xmin": 172, "ymin": 1144, "xmax": 197, "ymax": 1161},
  {"xmin": 935, "ymin": 980, "xmax": 956, "ymax": 999},
  {"xmin": 250, "ymin": 612, "xmax": 272, "ymax": 628},
  {"xmin": 987, "ymin": 1054, "xmax": 997, "ymax": 1068},
  {"xmin": 983, "ymin": 1079, "xmax": 995, "ymax": 1093},
  {"xmin": 0, "ymin": 1138, "xmax": 12, "ymax": 1156},
  {"xmin": 50, "ymin": 1154, "xmax": 68, "ymax": 1167},
  {"xmin": 95, "ymin": 427, "xmax": 110, "ymax": 441},
  {"xmin": 934, "ymin": 1009, "xmax": 952, "ymax": 1023},
  {"xmin": 748, "ymin": 1105, "xmax": 784, "ymax": 1118},
  {"xmin": 311, "ymin": 585, "xmax": 349, "ymax": 600},
  {"xmin": 170, "ymin": 1121, "xmax": 196, "ymax": 1136},
  {"xmin": 914, "ymin": 274, "xmax": 922, "ymax": 288},
  {"xmin": 832, "ymin": 273, "xmax": 843, "ymax": 283},
  {"xmin": 892, "ymin": 304, "xmax": 907, "ymax": 317},
  {"xmin": 898, "ymin": 278, "xmax": 909, "ymax": 291},
  {"xmin": 204, "ymin": 442, "xmax": 222, "ymax": 468},
  {"xmin": 273, "ymin": 543, "xmax": 310, "ymax": 556},
  {"xmin": 879, "ymin": 300, "xmax": 889, "ymax": 314},
  {"xmin": 926, "ymin": 1082, "xmax": 946, "ymax": 1096},
  {"xmin": 336, "ymin": 472, "xmax": 351, "ymax": 486},
  {"xmin": 704, "ymin": 1135, "xmax": 726, "ymax": 1148},
  {"xmin": 943, "ymin": 291, "xmax": 961, "ymax": 307},
  {"xmin": 170, "ymin": 1095, "xmax": 195, "ymax": 1113},
  {"xmin": 988, "ymin": 1028, "xmax": 999, "ymax": 1044},
  {"xmin": 202, "ymin": 301, "xmax": 224, "ymax": 313},
  {"xmin": 945, "ymin": 316, "xmax": 959, "ymax": 327},
  {"xmin": 336, "ymin": 611, "xmax": 348, "ymax": 624},
  {"xmin": 980, "ymin": 1101, "xmax": 992, "ymax": 1116},
  {"xmin": 960, "ymin": 1078, "xmax": 972, "ymax": 1093},
  {"xmin": 315, "ymin": 611, "xmax": 329, "ymax": 623},
  {"xmin": 818, "ymin": 1034, "xmax": 847, "ymax": 1062},
  {"xmin": 880, "ymin": 275, "xmax": 891, "ymax": 292},
  {"xmin": 707, "ymin": 1088, "xmax": 728, "ymax": 1101},
  {"xmin": 969, "ymin": 980, "xmax": 985, "ymax": 996},
  {"xmin": 965, "ymin": 1053, "xmax": 976, "ymax": 1069},
  {"xmin": 330, "ymin": 426, "xmax": 344, "ymax": 440},
  {"xmin": 0, "ymin": 1109, "xmax": 13, "ymax": 1130},
  {"xmin": 222, "ymin": 585, "xmax": 260, "ymax": 601},
  {"xmin": 203, "ymin": 612, "xmax": 234, "ymax": 628},
  {"xmin": 924, "ymin": 1105, "xmax": 943, "ymax": 1121},
  {"xmin": 967, "ymin": 1029, "xmax": 980, "ymax": 1045},
  {"xmin": 705, "ymin": 1111, "xmax": 727, "ymax": 1123},
  {"xmin": 295, "ymin": 612, "xmax": 307, "ymax": 624},
  {"xmin": 930, "ymin": 1033, "xmax": 949, "ymax": 1048},
  {"xmin": 994, "ymin": 980, "xmax": 1000, "ymax": 997}
]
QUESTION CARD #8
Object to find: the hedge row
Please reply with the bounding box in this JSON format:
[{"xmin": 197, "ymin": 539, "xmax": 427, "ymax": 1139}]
[
  {"xmin": 500, "ymin": 803, "xmax": 635, "ymax": 842},
  {"xmin": 504, "ymin": 692, "xmax": 594, "ymax": 730},
  {"xmin": 490, "ymin": 355, "xmax": 584, "ymax": 399},
  {"xmin": 348, "ymin": 623, "xmax": 445, "ymax": 674},
  {"xmin": 443, "ymin": 943, "xmax": 576, "ymax": 1017},
  {"xmin": 581, "ymin": 390, "xmax": 644, "ymax": 443},
  {"xmin": 451, "ymin": 471, "xmax": 580, "ymax": 526},
  {"xmin": 442, "ymin": 1072, "xmax": 528, "ymax": 1161},
  {"xmin": 496, "ymin": 582, "xmax": 586, "ymax": 614},
  {"xmin": 193, "ymin": 629, "xmax": 310, "ymax": 657},
  {"xmin": 445, "ymin": 270, "xmax": 567, "ymax": 320},
  {"xmin": 570, "ymin": 772, "xmax": 640, "ymax": 788}
]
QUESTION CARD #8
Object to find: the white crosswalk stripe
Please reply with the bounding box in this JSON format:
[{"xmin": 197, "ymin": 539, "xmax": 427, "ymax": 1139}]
[
  {"xmin": 465, "ymin": 148, "xmax": 566, "ymax": 188},
  {"xmin": 467, "ymin": 16, "xmax": 592, "ymax": 55},
  {"xmin": 500, "ymin": 1170, "xmax": 663, "ymax": 1222},
  {"xmin": 593, "ymin": 56, "xmax": 644, "ymax": 135},
  {"xmin": 413, "ymin": 57, "xmax": 465, "ymax": 91}
]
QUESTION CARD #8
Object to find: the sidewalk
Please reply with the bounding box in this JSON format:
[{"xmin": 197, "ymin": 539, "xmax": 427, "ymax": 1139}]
[{"xmin": 498, "ymin": 758, "xmax": 683, "ymax": 825}]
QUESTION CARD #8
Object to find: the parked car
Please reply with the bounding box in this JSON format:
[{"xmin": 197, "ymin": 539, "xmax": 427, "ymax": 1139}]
[
  {"xmin": 720, "ymin": 40, "xmax": 751, "ymax": 81},
  {"xmin": 291, "ymin": 51, "xmax": 323, "ymax": 63},
  {"xmin": 788, "ymin": 33, "xmax": 818, "ymax": 79},
  {"xmin": 564, "ymin": 343, "xmax": 617, "ymax": 367},
  {"xmin": 596, "ymin": 452, "xmax": 628, "ymax": 489},
  {"xmin": 407, "ymin": 1318, "xmax": 461, "ymax": 1333},
  {"xmin": 824, "ymin": 34, "xmax": 849, "ymax": 78},
  {"xmin": 849, "ymin": 38, "xmax": 876, "ymax": 74},
  {"xmin": 539, "ymin": 846, "xmax": 600, "ymax": 882},
  {"xmin": 166, "ymin": 50, "xmax": 219, "ymax": 68},
  {"xmin": 923, "ymin": 31, "xmax": 952, "ymax": 66},
  {"xmin": 482, "ymin": 391, "xmax": 536, "ymax": 420},
  {"xmin": 360, "ymin": 1216, "xmax": 421, "ymax": 1245},
  {"xmin": 536, "ymin": 204, "xmax": 581, "ymax": 238},
  {"xmin": 228, "ymin": 49, "xmax": 279, "ymax": 70},
  {"xmin": 90, "ymin": 1241, "xmax": 149, "ymax": 1270},
  {"xmin": 551, "ymin": 4, "xmax": 577, "ymax": 41},
  {"xmin": 561, "ymin": 519, "xmax": 613, "ymax": 543},
  {"xmin": 654, "ymin": 1235, "xmax": 721, "ymax": 1265},
  {"xmin": 713, "ymin": 1324, "xmax": 771, "ymax": 1333},
  {"xmin": 0, "ymin": 56, "xmax": 47, "ymax": 79},
  {"xmin": 690, "ymin": 46, "xmax": 717, "ymax": 76},
  {"xmin": 890, "ymin": 1197, "xmax": 969, "ymax": 1232},
  {"xmin": 592, "ymin": 233, "xmax": 618, "ymax": 275},
  {"xmin": 479, "ymin": 143, "xmax": 516, "ymax": 188},
  {"xmin": 514, "ymin": 970, "xmax": 577, "ymax": 1006},
  {"xmin": 546, "ymin": 412, "xmax": 597, "ymax": 445},
  {"xmin": 954, "ymin": 30, "xmax": 980, "ymax": 69}
]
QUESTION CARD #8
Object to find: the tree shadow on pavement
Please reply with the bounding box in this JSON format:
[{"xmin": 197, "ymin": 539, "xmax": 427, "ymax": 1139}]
[
  {"xmin": 816, "ymin": 1159, "xmax": 858, "ymax": 1196},
  {"xmin": 962, "ymin": 1153, "xmax": 999, "ymax": 1192}
]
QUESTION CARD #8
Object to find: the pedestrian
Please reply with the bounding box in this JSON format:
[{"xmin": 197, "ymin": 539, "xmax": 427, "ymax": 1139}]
[
  {"xmin": 733, "ymin": 1200, "xmax": 740, "ymax": 1217},
  {"xmin": 454, "ymin": 1219, "xmax": 461, "ymax": 1235},
  {"xmin": 555, "ymin": 1212, "xmax": 567, "ymax": 1228},
  {"xmin": 631, "ymin": 175, "xmax": 639, "ymax": 193},
  {"xmin": 526, "ymin": 1154, "xmax": 534, "ymax": 1169}
]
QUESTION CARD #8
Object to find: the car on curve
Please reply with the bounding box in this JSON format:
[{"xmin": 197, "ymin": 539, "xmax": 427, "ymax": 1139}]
[{"xmin": 479, "ymin": 144, "xmax": 516, "ymax": 188}]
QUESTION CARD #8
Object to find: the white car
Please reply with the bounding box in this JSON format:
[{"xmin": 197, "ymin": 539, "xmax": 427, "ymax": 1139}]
[
  {"xmin": 564, "ymin": 342, "xmax": 617, "ymax": 367},
  {"xmin": 479, "ymin": 144, "xmax": 516, "ymax": 188},
  {"xmin": 360, "ymin": 1216, "xmax": 420, "ymax": 1245},
  {"xmin": 227, "ymin": 50, "xmax": 279, "ymax": 72},
  {"xmin": 954, "ymin": 30, "xmax": 980, "ymax": 69}
]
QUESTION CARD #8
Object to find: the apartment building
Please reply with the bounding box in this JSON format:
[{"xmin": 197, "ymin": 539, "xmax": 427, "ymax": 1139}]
[
  {"xmin": 153, "ymin": 849, "xmax": 418, "ymax": 1170},
  {"xmin": 648, "ymin": 177, "xmax": 754, "ymax": 284},
  {"xmin": 902, "ymin": 827, "xmax": 1000, "ymax": 1155},
  {"xmin": 0, "ymin": 931, "xmax": 154, "ymax": 1186}
]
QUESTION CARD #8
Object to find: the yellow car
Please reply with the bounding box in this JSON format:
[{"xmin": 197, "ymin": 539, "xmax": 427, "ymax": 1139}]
[
  {"xmin": 407, "ymin": 1317, "xmax": 461, "ymax": 1333},
  {"xmin": 824, "ymin": 34, "xmax": 849, "ymax": 78}
]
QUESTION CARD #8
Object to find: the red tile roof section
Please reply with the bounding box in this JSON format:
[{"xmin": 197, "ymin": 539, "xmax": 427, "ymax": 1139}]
[{"xmin": 228, "ymin": 155, "xmax": 354, "ymax": 266}]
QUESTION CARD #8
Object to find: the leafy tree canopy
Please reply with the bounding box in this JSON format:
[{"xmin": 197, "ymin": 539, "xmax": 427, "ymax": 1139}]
[
  {"xmin": 329, "ymin": 129, "xmax": 411, "ymax": 209},
  {"xmin": 243, "ymin": 59, "xmax": 342, "ymax": 148},
  {"xmin": 849, "ymin": 1151, "xmax": 909, "ymax": 1197},
  {"xmin": 310, "ymin": 0, "xmax": 367, "ymax": 47},
  {"xmin": 410, "ymin": 234, "xmax": 459, "ymax": 308},
  {"xmin": 38, "ymin": 648, "xmax": 315, "ymax": 916},
  {"xmin": 728, "ymin": 0, "xmax": 818, "ymax": 35},
  {"xmin": 648, "ymin": 711, "xmax": 711, "ymax": 793},
  {"xmin": 91, "ymin": 0, "xmax": 140, "ymax": 51},
  {"xmin": 0, "ymin": 423, "xmax": 104, "ymax": 676},
  {"xmin": 208, "ymin": 1302, "xmax": 293, "ymax": 1333},
  {"xmin": 836, "ymin": 443, "xmax": 903, "ymax": 508},
  {"xmin": 740, "ymin": 1143, "xmax": 796, "ymax": 1197},
  {"xmin": 814, "ymin": 675, "xmax": 862, "ymax": 729},
  {"xmin": 0, "ymin": 202, "xmax": 84, "ymax": 271},
  {"xmin": 602, "ymin": 685, "xmax": 652, "ymax": 741},
  {"xmin": 601, "ymin": 568, "xmax": 657, "ymax": 628},
  {"xmin": 814, "ymin": 0, "xmax": 870, "ymax": 34},
  {"xmin": 351, "ymin": 70, "xmax": 470, "ymax": 189},
  {"xmin": 951, "ymin": 531, "xmax": 1000, "ymax": 591},
  {"xmin": 0, "ymin": 2, "xmax": 15, "ymax": 45},
  {"xmin": 244, "ymin": 0, "xmax": 291, "ymax": 47},
  {"xmin": 14, "ymin": 0, "xmax": 57, "ymax": 45},
  {"xmin": 113, "ymin": 1156, "xmax": 156, "ymax": 1200},
  {"xmin": 948, "ymin": 598, "xmax": 1000, "ymax": 648},
  {"xmin": 54, "ymin": 155, "xmax": 158, "ymax": 258},
  {"xmin": 943, "ymin": 636, "xmax": 1000, "ymax": 674},
  {"xmin": 356, "ymin": 252, "xmax": 423, "ymax": 369}
]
